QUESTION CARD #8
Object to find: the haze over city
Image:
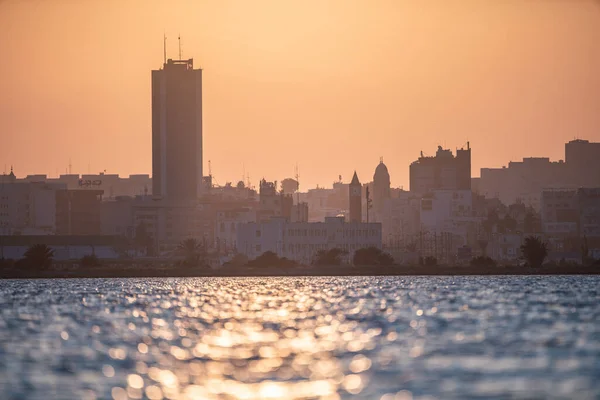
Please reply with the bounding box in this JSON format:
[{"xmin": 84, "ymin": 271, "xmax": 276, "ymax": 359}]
[{"xmin": 1, "ymin": 0, "xmax": 600, "ymax": 188}]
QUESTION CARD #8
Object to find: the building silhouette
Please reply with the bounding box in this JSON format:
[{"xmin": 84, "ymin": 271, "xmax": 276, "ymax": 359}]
[
  {"xmin": 410, "ymin": 143, "xmax": 471, "ymax": 194},
  {"xmin": 349, "ymin": 171, "xmax": 362, "ymax": 222},
  {"xmin": 372, "ymin": 158, "xmax": 391, "ymax": 219},
  {"xmin": 479, "ymin": 139, "xmax": 600, "ymax": 210},
  {"xmin": 151, "ymin": 58, "xmax": 203, "ymax": 201},
  {"xmin": 565, "ymin": 139, "xmax": 600, "ymax": 187}
]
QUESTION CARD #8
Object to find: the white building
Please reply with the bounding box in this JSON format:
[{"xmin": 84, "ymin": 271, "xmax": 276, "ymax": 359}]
[
  {"xmin": 133, "ymin": 199, "xmax": 214, "ymax": 254},
  {"xmin": 419, "ymin": 190, "xmax": 479, "ymax": 259},
  {"xmin": 381, "ymin": 191, "xmax": 421, "ymax": 248},
  {"xmin": 215, "ymin": 208, "xmax": 257, "ymax": 253},
  {"xmin": 236, "ymin": 216, "xmax": 382, "ymax": 264},
  {"xmin": 540, "ymin": 189, "xmax": 579, "ymax": 237}
]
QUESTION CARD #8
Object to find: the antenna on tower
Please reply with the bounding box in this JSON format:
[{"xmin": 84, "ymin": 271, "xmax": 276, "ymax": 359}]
[
  {"xmin": 68, "ymin": 158, "xmax": 72, "ymax": 175},
  {"xmin": 163, "ymin": 32, "xmax": 167, "ymax": 65},
  {"xmin": 178, "ymin": 34, "xmax": 182, "ymax": 59}
]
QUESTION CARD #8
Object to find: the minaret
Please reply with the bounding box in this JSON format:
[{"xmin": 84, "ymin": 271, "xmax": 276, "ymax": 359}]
[{"xmin": 349, "ymin": 171, "xmax": 362, "ymax": 222}]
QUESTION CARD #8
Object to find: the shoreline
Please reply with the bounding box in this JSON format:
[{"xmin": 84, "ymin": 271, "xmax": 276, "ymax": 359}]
[{"xmin": 1, "ymin": 264, "xmax": 599, "ymax": 279}]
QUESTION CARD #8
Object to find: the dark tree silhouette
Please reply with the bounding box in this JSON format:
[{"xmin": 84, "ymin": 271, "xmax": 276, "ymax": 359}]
[
  {"xmin": 470, "ymin": 255, "xmax": 496, "ymax": 268},
  {"xmin": 22, "ymin": 244, "xmax": 54, "ymax": 269},
  {"xmin": 81, "ymin": 254, "xmax": 100, "ymax": 267},
  {"xmin": 176, "ymin": 238, "xmax": 206, "ymax": 266},
  {"xmin": 353, "ymin": 247, "xmax": 394, "ymax": 266},
  {"xmin": 520, "ymin": 236, "xmax": 548, "ymax": 268},
  {"xmin": 419, "ymin": 256, "xmax": 437, "ymax": 267},
  {"xmin": 581, "ymin": 235, "xmax": 591, "ymax": 266},
  {"xmin": 247, "ymin": 251, "xmax": 297, "ymax": 268},
  {"xmin": 313, "ymin": 248, "xmax": 348, "ymax": 266}
]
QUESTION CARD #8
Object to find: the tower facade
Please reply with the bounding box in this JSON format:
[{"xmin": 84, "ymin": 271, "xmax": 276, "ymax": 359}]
[
  {"xmin": 373, "ymin": 159, "xmax": 391, "ymax": 214},
  {"xmin": 349, "ymin": 171, "xmax": 362, "ymax": 223},
  {"xmin": 151, "ymin": 58, "xmax": 203, "ymax": 201}
]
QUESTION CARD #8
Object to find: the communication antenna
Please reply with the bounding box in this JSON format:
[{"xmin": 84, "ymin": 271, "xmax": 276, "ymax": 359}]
[
  {"xmin": 163, "ymin": 32, "xmax": 167, "ymax": 65},
  {"xmin": 178, "ymin": 34, "xmax": 182, "ymax": 59},
  {"xmin": 295, "ymin": 163, "xmax": 300, "ymax": 221},
  {"xmin": 68, "ymin": 158, "xmax": 72, "ymax": 175},
  {"xmin": 366, "ymin": 186, "xmax": 372, "ymax": 223}
]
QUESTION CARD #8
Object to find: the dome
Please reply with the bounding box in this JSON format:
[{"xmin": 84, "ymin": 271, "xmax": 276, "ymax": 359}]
[{"xmin": 373, "ymin": 160, "xmax": 390, "ymax": 184}]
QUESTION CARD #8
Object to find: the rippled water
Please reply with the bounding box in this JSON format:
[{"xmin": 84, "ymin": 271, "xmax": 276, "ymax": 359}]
[{"xmin": 0, "ymin": 277, "xmax": 599, "ymax": 400}]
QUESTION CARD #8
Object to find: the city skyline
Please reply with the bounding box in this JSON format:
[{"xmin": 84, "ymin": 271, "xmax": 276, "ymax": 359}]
[{"xmin": 1, "ymin": 1, "xmax": 600, "ymax": 189}]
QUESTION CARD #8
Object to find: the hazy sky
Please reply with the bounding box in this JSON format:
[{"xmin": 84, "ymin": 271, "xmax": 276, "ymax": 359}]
[{"xmin": 1, "ymin": 0, "xmax": 599, "ymax": 189}]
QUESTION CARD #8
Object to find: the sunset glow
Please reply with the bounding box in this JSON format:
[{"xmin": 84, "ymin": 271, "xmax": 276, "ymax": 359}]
[{"xmin": 1, "ymin": 0, "xmax": 599, "ymax": 187}]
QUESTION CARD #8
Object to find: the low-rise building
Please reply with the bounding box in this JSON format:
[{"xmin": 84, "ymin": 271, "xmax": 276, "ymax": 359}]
[
  {"xmin": 55, "ymin": 189, "xmax": 103, "ymax": 235},
  {"xmin": 0, "ymin": 235, "xmax": 124, "ymax": 260},
  {"xmin": 381, "ymin": 191, "xmax": 421, "ymax": 249},
  {"xmin": 540, "ymin": 189, "xmax": 579, "ymax": 237},
  {"xmin": 236, "ymin": 216, "xmax": 382, "ymax": 264},
  {"xmin": 579, "ymin": 188, "xmax": 600, "ymax": 238},
  {"xmin": 215, "ymin": 208, "xmax": 257, "ymax": 253},
  {"xmin": 0, "ymin": 181, "xmax": 67, "ymax": 235},
  {"xmin": 100, "ymin": 196, "xmax": 135, "ymax": 238}
]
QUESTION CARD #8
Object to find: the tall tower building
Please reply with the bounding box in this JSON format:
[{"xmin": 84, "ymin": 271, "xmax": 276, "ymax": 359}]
[
  {"xmin": 349, "ymin": 171, "xmax": 362, "ymax": 223},
  {"xmin": 151, "ymin": 58, "xmax": 203, "ymax": 201},
  {"xmin": 373, "ymin": 158, "xmax": 391, "ymax": 214}
]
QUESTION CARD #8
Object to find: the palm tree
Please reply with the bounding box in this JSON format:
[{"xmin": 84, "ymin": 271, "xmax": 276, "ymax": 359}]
[
  {"xmin": 22, "ymin": 244, "xmax": 54, "ymax": 269},
  {"xmin": 520, "ymin": 236, "xmax": 548, "ymax": 268},
  {"xmin": 177, "ymin": 238, "xmax": 205, "ymax": 266}
]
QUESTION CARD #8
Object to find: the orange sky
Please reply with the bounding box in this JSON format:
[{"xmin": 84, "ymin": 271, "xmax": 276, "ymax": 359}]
[{"xmin": 1, "ymin": 0, "xmax": 599, "ymax": 189}]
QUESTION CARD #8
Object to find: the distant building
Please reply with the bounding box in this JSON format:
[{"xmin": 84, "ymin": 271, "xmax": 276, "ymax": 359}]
[
  {"xmin": 479, "ymin": 139, "xmax": 600, "ymax": 209},
  {"xmin": 152, "ymin": 58, "xmax": 203, "ymax": 201},
  {"xmin": 0, "ymin": 180, "xmax": 66, "ymax": 235},
  {"xmin": 565, "ymin": 139, "xmax": 600, "ymax": 187},
  {"xmin": 480, "ymin": 158, "xmax": 571, "ymax": 210},
  {"xmin": 132, "ymin": 199, "xmax": 213, "ymax": 254},
  {"xmin": 0, "ymin": 235, "xmax": 124, "ymax": 260},
  {"xmin": 258, "ymin": 180, "xmax": 282, "ymax": 222},
  {"xmin": 419, "ymin": 190, "xmax": 477, "ymax": 261},
  {"xmin": 19, "ymin": 173, "xmax": 151, "ymax": 199},
  {"xmin": 100, "ymin": 196, "xmax": 135, "ymax": 238},
  {"xmin": 55, "ymin": 189, "xmax": 103, "ymax": 235},
  {"xmin": 381, "ymin": 190, "xmax": 421, "ymax": 248},
  {"xmin": 540, "ymin": 189, "xmax": 579, "ymax": 237},
  {"xmin": 349, "ymin": 172, "xmax": 362, "ymax": 222},
  {"xmin": 291, "ymin": 202, "xmax": 309, "ymax": 223},
  {"xmin": 372, "ymin": 159, "xmax": 391, "ymax": 221},
  {"xmin": 236, "ymin": 216, "xmax": 382, "ymax": 264},
  {"xmin": 409, "ymin": 143, "xmax": 471, "ymax": 194},
  {"xmin": 578, "ymin": 188, "xmax": 600, "ymax": 238},
  {"xmin": 215, "ymin": 207, "xmax": 257, "ymax": 253}
]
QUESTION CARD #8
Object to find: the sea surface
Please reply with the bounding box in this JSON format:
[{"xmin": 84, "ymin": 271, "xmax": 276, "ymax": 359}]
[{"xmin": 0, "ymin": 276, "xmax": 599, "ymax": 400}]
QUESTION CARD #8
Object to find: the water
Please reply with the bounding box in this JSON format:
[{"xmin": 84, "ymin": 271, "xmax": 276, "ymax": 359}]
[{"xmin": 0, "ymin": 277, "xmax": 599, "ymax": 400}]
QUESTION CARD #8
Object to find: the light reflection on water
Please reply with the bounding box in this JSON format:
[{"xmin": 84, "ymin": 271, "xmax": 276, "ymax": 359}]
[{"xmin": 0, "ymin": 276, "xmax": 599, "ymax": 399}]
